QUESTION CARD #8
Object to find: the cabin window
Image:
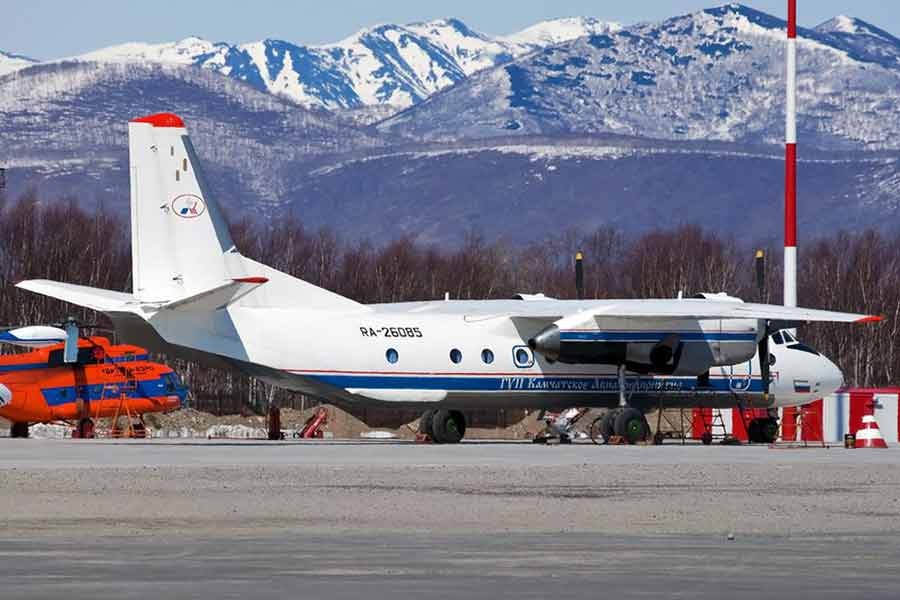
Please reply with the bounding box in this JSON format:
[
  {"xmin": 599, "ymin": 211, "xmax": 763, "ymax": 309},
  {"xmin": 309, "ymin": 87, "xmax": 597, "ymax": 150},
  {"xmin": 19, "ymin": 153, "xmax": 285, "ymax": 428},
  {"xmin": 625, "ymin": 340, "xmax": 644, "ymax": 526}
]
[
  {"xmin": 183, "ymin": 158, "xmax": 188, "ymax": 172},
  {"xmin": 450, "ymin": 349, "xmax": 463, "ymax": 364},
  {"xmin": 170, "ymin": 146, "xmax": 174, "ymax": 156},
  {"xmin": 385, "ymin": 348, "xmax": 399, "ymax": 364},
  {"xmin": 175, "ymin": 170, "xmax": 180, "ymax": 182},
  {"xmin": 481, "ymin": 349, "xmax": 494, "ymax": 364},
  {"xmin": 772, "ymin": 331, "xmax": 784, "ymax": 345},
  {"xmin": 513, "ymin": 346, "xmax": 534, "ymax": 368}
]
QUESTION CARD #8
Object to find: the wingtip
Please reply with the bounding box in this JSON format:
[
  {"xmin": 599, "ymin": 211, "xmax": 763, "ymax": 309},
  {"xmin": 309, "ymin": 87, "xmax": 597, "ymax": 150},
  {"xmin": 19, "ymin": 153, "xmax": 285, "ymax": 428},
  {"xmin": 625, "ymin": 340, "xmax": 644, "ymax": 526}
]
[
  {"xmin": 855, "ymin": 315, "xmax": 884, "ymax": 324},
  {"xmin": 232, "ymin": 277, "xmax": 269, "ymax": 284}
]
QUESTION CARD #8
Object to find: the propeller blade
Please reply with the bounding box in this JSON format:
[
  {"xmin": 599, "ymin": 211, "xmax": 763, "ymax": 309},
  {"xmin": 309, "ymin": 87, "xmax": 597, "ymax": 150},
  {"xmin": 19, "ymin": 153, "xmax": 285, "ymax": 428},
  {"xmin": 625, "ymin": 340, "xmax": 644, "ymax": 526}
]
[
  {"xmin": 758, "ymin": 329, "xmax": 771, "ymax": 396},
  {"xmin": 63, "ymin": 318, "xmax": 79, "ymax": 364}
]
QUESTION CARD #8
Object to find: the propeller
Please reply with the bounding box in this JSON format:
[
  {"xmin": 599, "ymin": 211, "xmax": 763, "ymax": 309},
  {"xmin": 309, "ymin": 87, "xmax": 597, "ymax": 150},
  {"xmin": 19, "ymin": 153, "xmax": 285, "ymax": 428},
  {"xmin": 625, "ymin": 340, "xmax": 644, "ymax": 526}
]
[{"xmin": 758, "ymin": 327, "xmax": 771, "ymax": 397}]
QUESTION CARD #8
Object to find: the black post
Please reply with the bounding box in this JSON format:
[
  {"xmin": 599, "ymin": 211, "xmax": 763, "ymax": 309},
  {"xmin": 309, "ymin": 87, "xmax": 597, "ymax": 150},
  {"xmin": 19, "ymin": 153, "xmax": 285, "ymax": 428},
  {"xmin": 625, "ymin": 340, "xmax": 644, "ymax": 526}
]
[
  {"xmin": 755, "ymin": 249, "xmax": 766, "ymax": 303},
  {"xmin": 575, "ymin": 251, "xmax": 584, "ymax": 300}
]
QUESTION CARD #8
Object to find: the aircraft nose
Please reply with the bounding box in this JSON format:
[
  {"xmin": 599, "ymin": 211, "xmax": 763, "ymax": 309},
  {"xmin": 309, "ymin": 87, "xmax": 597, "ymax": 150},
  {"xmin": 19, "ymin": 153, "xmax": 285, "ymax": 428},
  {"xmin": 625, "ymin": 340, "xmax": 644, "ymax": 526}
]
[{"xmin": 819, "ymin": 355, "xmax": 845, "ymax": 397}]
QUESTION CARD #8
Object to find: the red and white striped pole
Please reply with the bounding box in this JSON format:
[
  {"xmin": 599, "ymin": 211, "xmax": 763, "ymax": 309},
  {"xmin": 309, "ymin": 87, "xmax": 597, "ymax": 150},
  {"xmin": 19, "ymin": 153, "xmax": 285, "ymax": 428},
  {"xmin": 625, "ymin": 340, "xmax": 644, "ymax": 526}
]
[{"xmin": 784, "ymin": 0, "xmax": 798, "ymax": 308}]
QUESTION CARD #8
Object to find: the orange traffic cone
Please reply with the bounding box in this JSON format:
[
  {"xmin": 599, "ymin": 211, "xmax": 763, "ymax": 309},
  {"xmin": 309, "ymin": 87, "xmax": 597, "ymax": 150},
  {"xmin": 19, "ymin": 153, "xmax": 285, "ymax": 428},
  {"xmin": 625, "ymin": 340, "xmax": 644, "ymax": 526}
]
[{"xmin": 855, "ymin": 415, "xmax": 888, "ymax": 448}]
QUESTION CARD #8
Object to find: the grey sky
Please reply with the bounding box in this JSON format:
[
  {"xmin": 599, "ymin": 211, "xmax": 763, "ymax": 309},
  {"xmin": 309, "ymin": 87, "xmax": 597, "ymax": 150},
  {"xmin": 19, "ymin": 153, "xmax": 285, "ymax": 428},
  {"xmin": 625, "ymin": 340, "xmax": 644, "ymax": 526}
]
[{"xmin": 5, "ymin": 1, "xmax": 898, "ymax": 60}]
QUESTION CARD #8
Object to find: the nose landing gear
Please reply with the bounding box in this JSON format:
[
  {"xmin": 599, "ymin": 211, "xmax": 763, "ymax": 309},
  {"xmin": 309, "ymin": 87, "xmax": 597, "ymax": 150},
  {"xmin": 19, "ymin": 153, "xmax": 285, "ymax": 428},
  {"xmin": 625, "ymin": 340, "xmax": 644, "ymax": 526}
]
[{"xmin": 747, "ymin": 417, "xmax": 779, "ymax": 444}]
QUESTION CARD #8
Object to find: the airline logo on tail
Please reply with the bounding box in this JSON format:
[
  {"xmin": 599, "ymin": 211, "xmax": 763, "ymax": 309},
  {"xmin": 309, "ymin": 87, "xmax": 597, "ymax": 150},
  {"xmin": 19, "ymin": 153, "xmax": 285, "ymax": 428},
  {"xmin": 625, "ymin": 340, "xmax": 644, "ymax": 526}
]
[{"xmin": 172, "ymin": 194, "xmax": 206, "ymax": 219}]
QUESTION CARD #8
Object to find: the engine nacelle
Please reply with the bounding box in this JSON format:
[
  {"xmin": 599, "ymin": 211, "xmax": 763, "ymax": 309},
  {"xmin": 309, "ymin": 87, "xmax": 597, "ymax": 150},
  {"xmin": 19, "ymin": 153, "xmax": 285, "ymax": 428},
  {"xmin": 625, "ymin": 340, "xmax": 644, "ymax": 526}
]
[{"xmin": 528, "ymin": 321, "xmax": 759, "ymax": 376}]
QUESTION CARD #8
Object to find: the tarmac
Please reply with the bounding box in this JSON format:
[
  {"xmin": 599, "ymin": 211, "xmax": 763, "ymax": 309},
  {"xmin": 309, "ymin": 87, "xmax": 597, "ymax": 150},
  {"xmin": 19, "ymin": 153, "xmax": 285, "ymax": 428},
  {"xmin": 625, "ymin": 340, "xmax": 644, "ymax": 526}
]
[{"xmin": 2, "ymin": 440, "xmax": 899, "ymax": 598}]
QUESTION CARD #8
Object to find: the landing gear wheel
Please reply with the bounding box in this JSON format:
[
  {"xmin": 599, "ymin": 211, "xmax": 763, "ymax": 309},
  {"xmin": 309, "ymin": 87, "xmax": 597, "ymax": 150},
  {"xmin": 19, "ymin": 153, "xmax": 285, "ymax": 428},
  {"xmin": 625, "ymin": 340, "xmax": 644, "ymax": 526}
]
[
  {"xmin": 418, "ymin": 409, "xmax": 436, "ymax": 440},
  {"xmin": 589, "ymin": 410, "xmax": 617, "ymax": 445},
  {"xmin": 431, "ymin": 409, "xmax": 465, "ymax": 444},
  {"xmin": 614, "ymin": 408, "xmax": 649, "ymax": 445},
  {"xmin": 759, "ymin": 418, "xmax": 778, "ymax": 444},
  {"xmin": 653, "ymin": 431, "xmax": 665, "ymax": 446},
  {"xmin": 700, "ymin": 431, "xmax": 713, "ymax": 446},
  {"xmin": 747, "ymin": 418, "xmax": 778, "ymax": 444},
  {"xmin": 747, "ymin": 419, "xmax": 762, "ymax": 444},
  {"xmin": 75, "ymin": 418, "xmax": 95, "ymax": 439},
  {"xmin": 449, "ymin": 410, "xmax": 466, "ymax": 440},
  {"xmin": 10, "ymin": 422, "xmax": 29, "ymax": 438}
]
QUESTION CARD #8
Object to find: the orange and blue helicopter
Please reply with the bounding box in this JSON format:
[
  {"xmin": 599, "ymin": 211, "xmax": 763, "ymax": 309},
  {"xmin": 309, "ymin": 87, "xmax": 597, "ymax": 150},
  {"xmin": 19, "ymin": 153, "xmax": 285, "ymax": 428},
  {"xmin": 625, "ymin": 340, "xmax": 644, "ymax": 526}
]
[{"xmin": 0, "ymin": 320, "xmax": 187, "ymax": 438}]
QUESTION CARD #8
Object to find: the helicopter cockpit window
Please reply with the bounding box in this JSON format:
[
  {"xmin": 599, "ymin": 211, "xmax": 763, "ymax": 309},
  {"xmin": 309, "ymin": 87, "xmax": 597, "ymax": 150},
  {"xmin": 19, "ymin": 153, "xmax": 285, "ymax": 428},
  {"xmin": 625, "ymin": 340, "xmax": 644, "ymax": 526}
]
[
  {"xmin": 772, "ymin": 331, "xmax": 785, "ymax": 345},
  {"xmin": 47, "ymin": 347, "xmax": 105, "ymax": 367}
]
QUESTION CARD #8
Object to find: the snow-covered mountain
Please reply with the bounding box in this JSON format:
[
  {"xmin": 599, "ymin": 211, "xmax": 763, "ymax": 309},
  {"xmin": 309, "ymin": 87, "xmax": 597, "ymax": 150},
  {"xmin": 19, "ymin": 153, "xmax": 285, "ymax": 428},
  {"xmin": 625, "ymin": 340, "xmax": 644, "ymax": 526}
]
[
  {"xmin": 0, "ymin": 60, "xmax": 384, "ymax": 218},
  {"xmin": 2, "ymin": 18, "xmax": 615, "ymax": 126},
  {"xmin": 20, "ymin": 17, "xmax": 616, "ymax": 112},
  {"xmin": 380, "ymin": 4, "xmax": 900, "ymax": 150},
  {"xmin": 3, "ymin": 4, "xmax": 900, "ymax": 245},
  {"xmin": 0, "ymin": 50, "xmax": 37, "ymax": 77}
]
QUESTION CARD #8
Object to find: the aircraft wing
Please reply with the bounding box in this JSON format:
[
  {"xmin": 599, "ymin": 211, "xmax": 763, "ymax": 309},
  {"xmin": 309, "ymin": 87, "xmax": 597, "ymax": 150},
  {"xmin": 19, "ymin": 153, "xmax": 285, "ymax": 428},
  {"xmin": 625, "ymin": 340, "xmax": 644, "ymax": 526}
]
[
  {"xmin": 480, "ymin": 298, "xmax": 883, "ymax": 325},
  {"xmin": 572, "ymin": 300, "xmax": 881, "ymax": 324}
]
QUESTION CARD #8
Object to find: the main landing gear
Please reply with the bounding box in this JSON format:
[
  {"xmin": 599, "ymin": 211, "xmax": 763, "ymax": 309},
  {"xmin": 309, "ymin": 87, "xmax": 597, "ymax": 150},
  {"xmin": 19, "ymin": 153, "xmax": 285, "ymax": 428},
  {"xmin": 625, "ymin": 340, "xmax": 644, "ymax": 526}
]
[
  {"xmin": 591, "ymin": 408, "xmax": 651, "ymax": 445},
  {"xmin": 589, "ymin": 365, "xmax": 652, "ymax": 445},
  {"xmin": 418, "ymin": 409, "xmax": 467, "ymax": 444},
  {"xmin": 9, "ymin": 422, "xmax": 29, "ymax": 438}
]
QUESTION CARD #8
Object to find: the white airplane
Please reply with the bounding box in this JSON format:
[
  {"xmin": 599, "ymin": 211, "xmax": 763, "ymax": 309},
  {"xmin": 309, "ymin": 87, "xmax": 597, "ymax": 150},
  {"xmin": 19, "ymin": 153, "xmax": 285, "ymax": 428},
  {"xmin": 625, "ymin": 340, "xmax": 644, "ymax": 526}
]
[{"xmin": 17, "ymin": 113, "xmax": 882, "ymax": 444}]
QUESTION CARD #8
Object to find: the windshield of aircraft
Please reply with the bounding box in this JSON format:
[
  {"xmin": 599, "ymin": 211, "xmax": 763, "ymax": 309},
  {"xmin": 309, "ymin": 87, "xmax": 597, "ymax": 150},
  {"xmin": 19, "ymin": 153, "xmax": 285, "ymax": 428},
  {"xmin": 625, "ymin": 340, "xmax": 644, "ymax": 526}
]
[
  {"xmin": 771, "ymin": 330, "xmax": 820, "ymax": 355},
  {"xmin": 47, "ymin": 347, "xmax": 106, "ymax": 367}
]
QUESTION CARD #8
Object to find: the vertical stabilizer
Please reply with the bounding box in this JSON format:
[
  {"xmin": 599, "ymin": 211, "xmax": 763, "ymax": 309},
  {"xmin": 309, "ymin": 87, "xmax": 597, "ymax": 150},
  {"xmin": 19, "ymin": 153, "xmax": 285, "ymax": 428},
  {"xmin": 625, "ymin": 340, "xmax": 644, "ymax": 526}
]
[
  {"xmin": 127, "ymin": 112, "xmax": 360, "ymax": 312},
  {"xmin": 129, "ymin": 113, "xmax": 234, "ymax": 302}
]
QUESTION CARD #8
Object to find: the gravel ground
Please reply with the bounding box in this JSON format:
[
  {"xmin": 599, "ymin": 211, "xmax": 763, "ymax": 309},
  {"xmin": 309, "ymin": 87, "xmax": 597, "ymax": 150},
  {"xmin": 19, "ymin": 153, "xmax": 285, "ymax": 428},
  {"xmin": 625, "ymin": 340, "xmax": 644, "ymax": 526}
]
[{"xmin": 1, "ymin": 441, "xmax": 899, "ymax": 538}]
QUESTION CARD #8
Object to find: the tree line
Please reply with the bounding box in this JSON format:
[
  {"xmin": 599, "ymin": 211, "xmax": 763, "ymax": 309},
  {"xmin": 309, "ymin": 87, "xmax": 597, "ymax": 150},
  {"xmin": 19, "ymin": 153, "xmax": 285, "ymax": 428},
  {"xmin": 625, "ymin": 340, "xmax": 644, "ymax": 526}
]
[{"xmin": 0, "ymin": 192, "xmax": 896, "ymax": 414}]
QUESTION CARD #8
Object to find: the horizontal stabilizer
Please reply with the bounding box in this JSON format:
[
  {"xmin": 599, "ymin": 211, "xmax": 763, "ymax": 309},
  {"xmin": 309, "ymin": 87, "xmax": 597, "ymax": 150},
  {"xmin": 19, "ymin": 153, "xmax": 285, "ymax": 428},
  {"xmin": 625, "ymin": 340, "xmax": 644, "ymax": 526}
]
[
  {"xmin": 161, "ymin": 277, "xmax": 268, "ymax": 312},
  {"xmin": 16, "ymin": 280, "xmax": 134, "ymax": 312}
]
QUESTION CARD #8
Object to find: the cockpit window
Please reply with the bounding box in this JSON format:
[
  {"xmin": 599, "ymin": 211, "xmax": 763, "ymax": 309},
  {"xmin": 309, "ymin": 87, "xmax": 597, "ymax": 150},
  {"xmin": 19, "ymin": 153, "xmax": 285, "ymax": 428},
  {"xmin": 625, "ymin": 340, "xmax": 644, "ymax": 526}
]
[
  {"xmin": 47, "ymin": 347, "xmax": 105, "ymax": 366},
  {"xmin": 788, "ymin": 342, "xmax": 821, "ymax": 356},
  {"xmin": 772, "ymin": 331, "xmax": 785, "ymax": 345},
  {"xmin": 783, "ymin": 331, "xmax": 797, "ymax": 343}
]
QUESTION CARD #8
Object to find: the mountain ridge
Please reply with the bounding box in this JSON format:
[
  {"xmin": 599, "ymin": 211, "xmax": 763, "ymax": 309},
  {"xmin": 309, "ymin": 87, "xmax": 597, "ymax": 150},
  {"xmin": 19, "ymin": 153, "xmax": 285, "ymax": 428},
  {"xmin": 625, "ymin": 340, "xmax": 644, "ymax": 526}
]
[{"xmin": 3, "ymin": 4, "xmax": 900, "ymax": 246}]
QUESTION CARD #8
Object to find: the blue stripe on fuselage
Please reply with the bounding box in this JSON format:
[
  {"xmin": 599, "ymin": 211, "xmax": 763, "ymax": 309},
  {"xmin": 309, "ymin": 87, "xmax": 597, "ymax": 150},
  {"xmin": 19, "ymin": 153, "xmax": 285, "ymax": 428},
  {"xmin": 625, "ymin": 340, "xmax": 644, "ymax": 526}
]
[
  {"xmin": 304, "ymin": 373, "xmax": 765, "ymax": 394},
  {"xmin": 40, "ymin": 377, "xmax": 180, "ymax": 407}
]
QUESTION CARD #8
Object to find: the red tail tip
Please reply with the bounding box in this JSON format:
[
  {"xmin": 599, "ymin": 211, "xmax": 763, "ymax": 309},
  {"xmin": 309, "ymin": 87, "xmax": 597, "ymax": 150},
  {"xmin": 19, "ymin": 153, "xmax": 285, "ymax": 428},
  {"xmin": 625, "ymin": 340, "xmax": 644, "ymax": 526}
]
[
  {"xmin": 855, "ymin": 316, "xmax": 884, "ymax": 324},
  {"xmin": 131, "ymin": 113, "xmax": 186, "ymax": 128},
  {"xmin": 233, "ymin": 277, "xmax": 269, "ymax": 284}
]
